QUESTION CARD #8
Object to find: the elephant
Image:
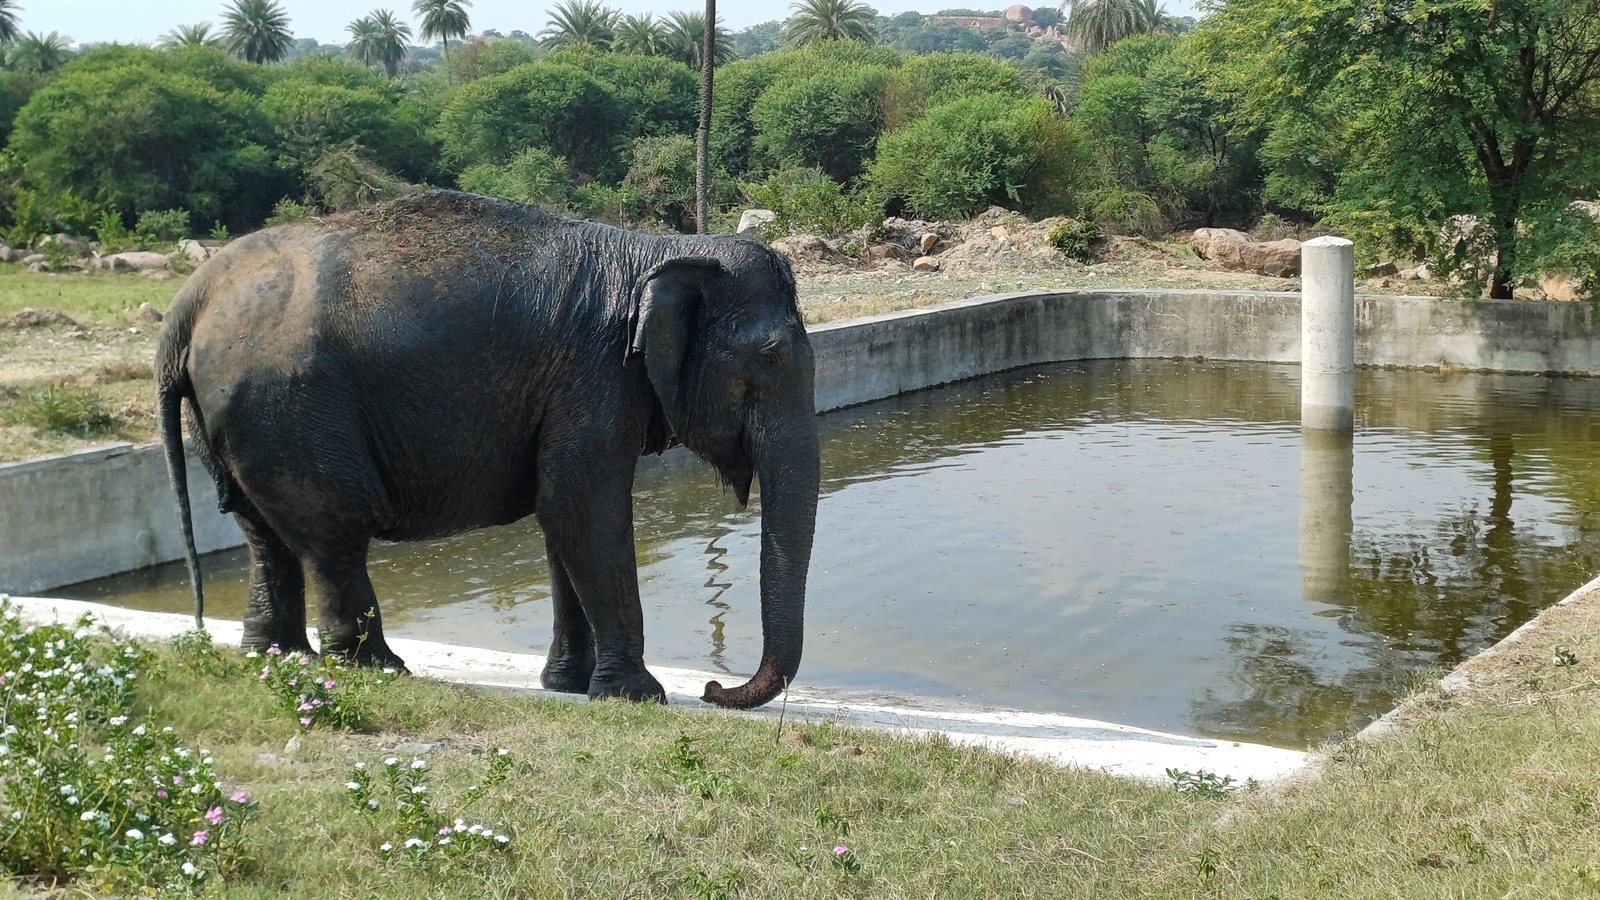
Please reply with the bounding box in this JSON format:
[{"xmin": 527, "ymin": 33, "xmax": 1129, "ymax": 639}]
[{"xmin": 155, "ymin": 190, "xmax": 819, "ymax": 709}]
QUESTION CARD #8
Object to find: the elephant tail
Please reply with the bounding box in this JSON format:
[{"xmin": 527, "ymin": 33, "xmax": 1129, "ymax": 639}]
[{"xmin": 156, "ymin": 287, "xmax": 205, "ymax": 631}]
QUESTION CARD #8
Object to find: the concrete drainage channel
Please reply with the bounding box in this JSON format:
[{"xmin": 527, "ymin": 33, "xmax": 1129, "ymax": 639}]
[{"xmin": 5, "ymin": 287, "xmax": 1600, "ymax": 781}]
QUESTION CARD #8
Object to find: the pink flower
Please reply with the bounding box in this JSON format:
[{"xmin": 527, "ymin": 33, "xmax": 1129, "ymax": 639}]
[
  {"xmin": 190, "ymin": 830, "xmax": 208, "ymax": 846},
  {"xmin": 204, "ymin": 807, "xmax": 224, "ymax": 826},
  {"xmin": 157, "ymin": 790, "xmax": 168, "ymax": 798},
  {"xmin": 438, "ymin": 827, "xmax": 453, "ymax": 835},
  {"xmin": 297, "ymin": 703, "xmax": 313, "ymax": 712},
  {"xmin": 323, "ymin": 680, "xmax": 336, "ymax": 689},
  {"xmin": 834, "ymin": 846, "xmax": 849, "ymax": 855},
  {"xmin": 230, "ymin": 792, "xmax": 248, "ymax": 804},
  {"xmin": 299, "ymin": 657, "xmax": 310, "ymax": 666},
  {"xmin": 287, "ymin": 678, "xmax": 297, "ymax": 687},
  {"xmin": 259, "ymin": 669, "xmax": 269, "ymax": 680},
  {"xmin": 173, "ymin": 776, "xmax": 183, "ymax": 786},
  {"xmin": 265, "ymin": 646, "xmax": 281, "ymax": 656},
  {"xmin": 299, "ymin": 717, "xmax": 312, "ymax": 726}
]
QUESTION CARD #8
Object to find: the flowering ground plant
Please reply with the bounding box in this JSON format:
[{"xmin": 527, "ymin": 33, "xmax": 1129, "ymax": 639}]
[
  {"xmin": 0, "ymin": 597, "xmax": 256, "ymax": 893},
  {"xmin": 345, "ymin": 748, "xmax": 514, "ymax": 866},
  {"xmin": 250, "ymin": 643, "xmax": 394, "ymax": 730}
]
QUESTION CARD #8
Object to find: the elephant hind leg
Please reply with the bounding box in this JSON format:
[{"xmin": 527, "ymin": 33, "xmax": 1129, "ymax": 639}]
[
  {"xmin": 540, "ymin": 540, "xmax": 596, "ymax": 694},
  {"xmin": 237, "ymin": 508, "xmax": 313, "ymax": 655},
  {"xmin": 302, "ymin": 540, "xmax": 408, "ymax": 672}
]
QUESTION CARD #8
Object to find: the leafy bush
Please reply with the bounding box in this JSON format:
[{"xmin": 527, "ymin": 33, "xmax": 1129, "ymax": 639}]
[
  {"xmin": 1047, "ymin": 218, "xmax": 1102, "ymax": 262},
  {"xmin": 738, "ymin": 167, "xmax": 881, "ymax": 239},
  {"xmin": 750, "ymin": 66, "xmax": 890, "ymax": 182},
  {"xmin": 622, "ymin": 135, "xmax": 699, "ymax": 232},
  {"xmin": 458, "ymin": 146, "xmax": 573, "ymax": 210},
  {"xmin": 308, "ymin": 148, "xmax": 415, "ymax": 212},
  {"xmin": 3, "ymin": 188, "xmax": 103, "ymax": 249},
  {"xmin": 869, "ymin": 94, "xmax": 1082, "ymax": 220},
  {"xmin": 1090, "ymin": 188, "xmax": 1165, "ymax": 236},
  {"xmin": 0, "ymin": 599, "xmax": 257, "ymax": 891},
  {"xmin": 8, "ymin": 386, "xmax": 116, "ymax": 438},
  {"xmin": 1525, "ymin": 205, "xmax": 1600, "ymax": 302},
  {"xmin": 435, "ymin": 62, "xmax": 629, "ymax": 181},
  {"xmin": 883, "ymin": 52, "xmax": 1027, "ymax": 129},
  {"xmin": 95, "ymin": 210, "xmax": 134, "ymax": 253},
  {"xmin": 264, "ymin": 197, "xmax": 312, "ymax": 227},
  {"xmin": 546, "ymin": 46, "xmax": 700, "ymax": 141},
  {"xmin": 135, "ymin": 208, "xmax": 190, "ymax": 245}
]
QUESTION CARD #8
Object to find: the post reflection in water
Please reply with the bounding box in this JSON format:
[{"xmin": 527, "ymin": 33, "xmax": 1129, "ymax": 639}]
[
  {"xmin": 56, "ymin": 361, "xmax": 1600, "ymax": 748},
  {"xmin": 1299, "ymin": 428, "xmax": 1354, "ymax": 607}
]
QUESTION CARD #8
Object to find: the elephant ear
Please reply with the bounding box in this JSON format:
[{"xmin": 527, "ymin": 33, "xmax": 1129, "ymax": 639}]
[{"xmin": 629, "ymin": 257, "xmax": 724, "ymax": 439}]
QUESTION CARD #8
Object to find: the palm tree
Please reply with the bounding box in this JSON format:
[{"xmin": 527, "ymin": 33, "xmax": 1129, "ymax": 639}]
[
  {"xmin": 412, "ymin": 0, "xmax": 470, "ymax": 58},
  {"xmin": 613, "ymin": 13, "xmax": 665, "ymax": 55},
  {"xmin": 8, "ymin": 31, "xmax": 71, "ymax": 73},
  {"xmin": 347, "ymin": 9, "xmax": 412, "ymax": 78},
  {"xmin": 784, "ymin": 0, "xmax": 876, "ymax": 46},
  {"xmin": 695, "ymin": 0, "xmax": 714, "ymax": 234},
  {"xmin": 222, "ymin": 0, "xmax": 293, "ymax": 64},
  {"xmin": 160, "ymin": 22, "xmax": 223, "ymax": 48},
  {"xmin": 0, "ymin": 0, "xmax": 21, "ymax": 45},
  {"xmin": 539, "ymin": 0, "xmax": 619, "ymax": 50},
  {"xmin": 1062, "ymin": 0, "xmax": 1152, "ymax": 54},
  {"xmin": 662, "ymin": 10, "xmax": 731, "ymax": 71}
]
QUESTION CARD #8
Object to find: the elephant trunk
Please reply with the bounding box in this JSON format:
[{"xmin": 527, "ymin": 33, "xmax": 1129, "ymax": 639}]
[{"xmin": 701, "ymin": 414, "xmax": 820, "ymax": 709}]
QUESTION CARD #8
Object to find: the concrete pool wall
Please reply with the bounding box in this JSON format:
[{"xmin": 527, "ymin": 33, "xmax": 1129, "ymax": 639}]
[{"xmin": 5, "ymin": 288, "xmax": 1600, "ymax": 594}]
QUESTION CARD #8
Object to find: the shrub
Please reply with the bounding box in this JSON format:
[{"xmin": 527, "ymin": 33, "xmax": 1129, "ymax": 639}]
[
  {"xmin": 546, "ymin": 47, "xmax": 700, "ymax": 141},
  {"xmin": 622, "ymin": 135, "xmax": 699, "ymax": 232},
  {"xmin": 435, "ymin": 62, "xmax": 628, "ymax": 181},
  {"xmin": 135, "ymin": 208, "xmax": 190, "ymax": 245},
  {"xmin": 1089, "ymin": 188, "xmax": 1165, "ymax": 236},
  {"xmin": 8, "ymin": 386, "xmax": 116, "ymax": 438},
  {"xmin": 738, "ymin": 167, "xmax": 882, "ymax": 240},
  {"xmin": 883, "ymin": 52, "xmax": 1027, "ymax": 129},
  {"xmin": 308, "ymin": 148, "xmax": 415, "ymax": 212},
  {"xmin": 0, "ymin": 599, "xmax": 257, "ymax": 891},
  {"xmin": 249, "ymin": 643, "xmax": 395, "ymax": 730},
  {"xmin": 95, "ymin": 210, "xmax": 134, "ymax": 253},
  {"xmin": 1525, "ymin": 204, "xmax": 1600, "ymax": 302},
  {"xmin": 458, "ymin": 146, "xmax": 573, "ymax": 210},
  {"xmin": 869, "ymin": 94, "xmax": 1083, "ymax": 220},
  {"xmin": 264, "ymin": 197, "xmax": 312, "ymax": 227},
  {"xmin": 750, "ymin": 66, "xmax": 890, "ymax": 182},
  {"xmin": 1047, "ymin": 218, "xmax": 1102, "ymax": 262}
]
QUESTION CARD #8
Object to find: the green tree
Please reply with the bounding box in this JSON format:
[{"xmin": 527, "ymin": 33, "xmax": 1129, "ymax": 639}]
[
  {"xmin": 613, "ymin": 14, "xmax": 665, "ymax": 55},
  {"xmin": 546, "ymin": 46, "xmax": 699, "ymax": 139},
  {"xmin": 435, "ymin": 62, "xmax": 628, "ymax": 179},
  {"xmin": 222, "ymin": 0, "xmax": 294, "ymax": 65},
  {"xmin": 1063, "ymin": 0, "xmax": 1153, "ymax": 55},
  {"xmin": 346, "ymin": 9, "xmax": 412, "ymax": 78},
  {"xmin": 624, "ymin": 134, "xmax": 700, "ymax": 231},
  {"xmin": 785, "ymin": 0, "xmax": 877, "ymax": 46},
  {"xmin": 1203, "ymin": 0, "xmax": 1600, "ymax": 297},
  {"xmin": 540, "ymin": 0, "xmax": 619, "ymax": 50},
  {"xmin": 412, "ymin": 0, "xmax": 471, "ymax": 59},
  {"xmin": 458, "ymin": 145, "xmax": 572, "ymax": 207},
  {"xmin": 160, "ymin": 23, "xmax": 223, "ymax": 48},
  {"xmin": 661, "ymin": 11, "xmax": 732, "ymax": 71},
  {"xmin": 870, "ymin": 93, "xmax": 1083, "ymax": 219},
  {"xmin": 751, "ymin": 65, "xmax": 888, "ymax": 182},
  {"xmin": 8, "ymin": 32, "xmax": 72, "ymax": 73},
  {"xmin": 0, "ymin": 0, "xmax": 18, "ymax": 45},
  {"xmin": 883, "ymin": 52, "xmax": 1026, "ymax": 129},
  {"xmin": 444, "ymin": 36, "xmax": 535, "ymax": 82}
]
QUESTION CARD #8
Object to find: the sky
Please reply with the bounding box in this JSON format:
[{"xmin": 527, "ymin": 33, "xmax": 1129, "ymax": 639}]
[{"xmin": 32, "ymin": 0, "xmax": 1200, "ymax": 48}]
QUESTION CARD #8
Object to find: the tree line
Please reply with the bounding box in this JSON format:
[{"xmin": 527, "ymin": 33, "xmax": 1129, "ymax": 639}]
[{"xmin": 0, "ymin": 0, "xmax": 1596, "ymax": 298}]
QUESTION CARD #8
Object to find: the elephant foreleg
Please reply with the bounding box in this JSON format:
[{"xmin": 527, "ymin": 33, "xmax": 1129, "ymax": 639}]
[
  {"xmin": 540, "ymin": 539, "xmax": 596, "ymax": 694},
  {"xmin": 303, "ymin": 540, "xmax": 408, "ymax": 672}
]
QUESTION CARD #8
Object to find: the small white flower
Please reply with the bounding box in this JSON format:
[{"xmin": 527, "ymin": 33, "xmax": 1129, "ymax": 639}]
[
  {"xmin": 497, "ymin": 747, "xmax": 509, "ymax": 755},
  {"xmin": 353, "ymin": 762, "xmax": 366, "ymax": 770},
  {"xmin": 125, "ymin": 829, "xmax": 144, "ymax": 840},
  {"xmin": 410, "ymin": 785, "xmax": 427, "ymax": 794},
  {"xmin": 181, "ymin": 862, "xmax": 198, "ymax": 877},
  {"xmin": 404, "ymin": 837, "xmax": 426, "ymax": 849},
  {"xmin": 380, "ymin": 842, "xmax": 393, "ymax": 852},
  {"xmin": 410, "ymin": 759, "xmax": 427, "ymax": 770},
  {"xmin": 346, "ymin": 781, "xmax": 362, "ymax": 791},
  {"xmin": 367, "ymin": 799, "xmax": 378, "ymax": 809},
  {"xmin": 384, "ymin": 757, "xmax": 399, "ymax": 766},
  {"xmin": 80, "ymin": 811, "xmax": 96, "ymax": 822},
  {"xmin": 159, "ymin": 833, "xmax": 177, "ymax": 846},
  {"xmin": 132, "ymin": 725, "xmax": 146, "ymax": 736},
  {"xmin": 494, "ymin": 834, "xmax": 510, "ymax": 844}
]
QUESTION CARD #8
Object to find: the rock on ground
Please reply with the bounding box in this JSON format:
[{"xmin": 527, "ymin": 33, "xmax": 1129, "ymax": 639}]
[
  {"xmin": 99, "ymin": 251, "xmax": 171, "ymax": 272},
  {"xmin": 737, "ymin": 209, "xmax": 776, "ymax": 234},
  {"xmin": 1189, "ymin": 228, "xmax": 1302, "ymax": 278}
]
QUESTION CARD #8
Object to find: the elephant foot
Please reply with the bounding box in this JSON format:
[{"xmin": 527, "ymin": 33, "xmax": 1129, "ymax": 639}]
[
  {"xmin": 321, "ymin": 637, "xmax": 410, "ymax": 674},
  {"xmin": 588, "ymin": 665, "xmax": 667, "ymax": 704},
  {"xmin": 540, "ymin": 655, "xmax": 594, "ymax": 694},
  {"xmin": 241, "ymin": 622, "xmax": 315, "ymax": 658}
]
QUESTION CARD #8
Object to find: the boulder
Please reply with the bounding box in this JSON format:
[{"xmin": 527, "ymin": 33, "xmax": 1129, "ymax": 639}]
[
  {"xmin": 1005, "ymin": 4, "xmax": 1034, "ymax": 23},
  {"xmin": 1364, "ymin": 261, "xmax": 1399, "ymax": 278},
  {"xmin": 769, "ymin": 234, "xmax": 845, "ymax": 266},
  {"xmin": 1246, "ymin": 238, "xmax": 1303, "ymax": 278},
  {"xmin": 1540, "ymin": 271, "xmax": 1586, "ymax": 302},
  {"xmin": 919, "ymin": 233, "xmax": 939, "ymax": 253},
  {"xmin": 1190, "ymin": 228, "xmax": 1302, "ymax": 277},
  {"xmin": 103, "ymin": 251, "xmax": 171, "ymax": 271},
  {"xmin": 912, "ymin": 255, "xmax": 941, "ymax": 272},
  {"xmin": 34, "ymin": 232, "xmax": 89, "ymax": 258},
  {"xmin": 21, "ymin": 253, "xmax": 43, "ymax": 266},
  {"xmin": 862, "ymin": 243, "xmax": 901, "ymax": 265},
  {"xmin": 736, "ymin": 209, "xmax": 776, "ymax": 235},
  {"xmin": 138, "ymin": 301, "xmax": 164, "ymax": 323},
  {"xmin": 0, "ymin": 244, "xmax": 19, "ymax": 263},
  {"xmin": 0, "ymin": 307, "xmax": 82, "ymax": 330},
  {"xmin": 177, "ymin": 239, "xmax": 217, "ymax": 263}
]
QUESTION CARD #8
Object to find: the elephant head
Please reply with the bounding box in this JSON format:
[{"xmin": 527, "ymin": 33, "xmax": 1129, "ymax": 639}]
[{"xmin": 630, "ymin": 244, "xmax": 820, "ymax": 709}]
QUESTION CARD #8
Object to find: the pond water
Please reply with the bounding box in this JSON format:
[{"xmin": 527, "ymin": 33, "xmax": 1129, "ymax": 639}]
[{"xmin": 61, "ymin": 361, "xmax": 1600, "ymax": 749}]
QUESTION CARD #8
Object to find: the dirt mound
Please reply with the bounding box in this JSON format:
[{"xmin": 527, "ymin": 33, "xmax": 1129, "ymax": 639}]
[{"xmin": 1, "ymin": 308, "xmax": 83, "ymax": 330}]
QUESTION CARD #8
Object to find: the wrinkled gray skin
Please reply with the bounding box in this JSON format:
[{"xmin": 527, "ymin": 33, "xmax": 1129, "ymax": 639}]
[{"xmin": 155, "ymin": 191, "xmax": 819, "ymax": 709}]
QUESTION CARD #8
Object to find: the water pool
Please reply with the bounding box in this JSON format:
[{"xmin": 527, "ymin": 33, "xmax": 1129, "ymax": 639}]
[{"xmin": 63, "ymin": 360, "xmax": 1600, "ymax": 748}]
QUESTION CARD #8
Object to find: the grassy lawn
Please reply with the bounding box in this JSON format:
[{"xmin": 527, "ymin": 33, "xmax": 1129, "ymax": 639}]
[
  {"xmin": 4, "ymin": 588, "xmax": 1583, "ymax": 898},
  {"xmin": 0, "ymin": 265, "xmax": 186, "ymax": 325}
]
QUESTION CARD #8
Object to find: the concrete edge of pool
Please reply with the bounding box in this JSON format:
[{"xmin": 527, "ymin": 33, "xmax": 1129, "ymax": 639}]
[{"xmin": 4, "ymin": 594, "xmax": 1309, "ymax": 785}]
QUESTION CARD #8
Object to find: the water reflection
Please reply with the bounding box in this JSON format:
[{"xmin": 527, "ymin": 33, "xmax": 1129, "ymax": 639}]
[{"xmin": 59, "ymin": 362, "xmax": 1600, "ymax": 748}]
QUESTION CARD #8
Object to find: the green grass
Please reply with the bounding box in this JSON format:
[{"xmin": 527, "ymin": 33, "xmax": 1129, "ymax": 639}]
[
  {"xmin": 65, "ymin": 592, "xmax": 1600, "ymax": 899},
  {"xmin": 3, "ymin": 385, "xmax": 116, "ymax": 437},
  {"xmin": 0, "ymin": 265, "xmax": 186, "ymax": 324}
]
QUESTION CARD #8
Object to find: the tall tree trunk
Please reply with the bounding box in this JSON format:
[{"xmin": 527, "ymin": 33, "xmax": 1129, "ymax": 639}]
[{"xmin": 696, "ymin": 0, "xmax": 715, "ymax": 234}]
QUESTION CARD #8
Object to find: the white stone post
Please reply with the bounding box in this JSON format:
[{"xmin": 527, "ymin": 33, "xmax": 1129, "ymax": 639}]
[{"xmin": 1301, "ymin": 236, "xmax": 1356, "ymax": 431}]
